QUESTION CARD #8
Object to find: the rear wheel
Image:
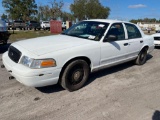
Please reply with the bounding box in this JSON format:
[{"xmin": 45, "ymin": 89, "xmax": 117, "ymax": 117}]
[
  {"xmin": 60, "ymin": 60, "xmax": 90, "ymax": 91},
  {"xmin": 135, "ymin": 48, "xmax": 148, "ymax": 65}
]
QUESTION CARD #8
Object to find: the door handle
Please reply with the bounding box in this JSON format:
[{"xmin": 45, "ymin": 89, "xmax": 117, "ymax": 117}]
[
  {"xmin": 124, "ymin": 43, "xmax": 129, "ymax": 46},
  {"xmin": 140, "ymin": 40, "xmax": 143, "ymax": 43}
]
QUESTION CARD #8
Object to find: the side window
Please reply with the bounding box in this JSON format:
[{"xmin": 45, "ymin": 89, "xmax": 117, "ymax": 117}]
[
  {"xmin": 125, "ymin": 23, "xmax": 142, "ymax": 39},
  {"xmin": 105, "ymin": 23, "xmax": 125, "ymax": 41}
]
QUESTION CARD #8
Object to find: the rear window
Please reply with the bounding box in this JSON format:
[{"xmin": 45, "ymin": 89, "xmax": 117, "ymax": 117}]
[
  {"xmin": 30, "ymin": 21, "xmax": 38, "ymax": 23},
  {"xmin": 14, "ymin": 20, "xmax": 23, "ymax": 23},
  {"xmin": 43, "ymin": 22, "xmax": 49, "ymax": 23},
  {"xmin": 125, "ymin": 23, "xmax": 142, "ymax": 39}
]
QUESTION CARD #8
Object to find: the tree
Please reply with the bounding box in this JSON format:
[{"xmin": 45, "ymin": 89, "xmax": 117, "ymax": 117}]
[
  {"xmin": 130, "ymin": 18, "xmax": 160, "ymax": 24},
  {"xmin": 61, "ymin": 12, "xmax": 75, "ymax": 21},
  {"xmin": 49, "ymin": 0, "xmax": 64, "ymax": 19},
  {"xmin": 1, "ymin": 13, "xmax": 8, "ymax": 19},
  {"xmin": 70, "ymin": 0, "xmax": 110, "ymax": 20},
  {"xmin": 38, "ymin": 5, "xmax": 50, "ymax": 21},
  {"xmin": 2, "ymin": 0, "xmax": 37, "ymax": 21},
  {"xmin": 37, "ymin": 0, "xmax": 64, "ymax": 21}
]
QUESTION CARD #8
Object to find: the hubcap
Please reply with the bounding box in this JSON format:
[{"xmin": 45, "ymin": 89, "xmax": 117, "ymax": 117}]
[
  {"xmin": 140, "ymin": 50, "xmax": 147, "ymax": 63},
  {"xmin": 73, "ymin": 71, "xmax": 81, "ymax": 81},
  {"xmin": 69, "ymin": 67, "xmax": 84, "ymax": 85}
]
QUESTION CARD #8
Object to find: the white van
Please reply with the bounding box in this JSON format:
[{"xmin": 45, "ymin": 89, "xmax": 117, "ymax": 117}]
[{"xmin": 0, "ymin": 19, "xmax": 10, "ymax": 45}]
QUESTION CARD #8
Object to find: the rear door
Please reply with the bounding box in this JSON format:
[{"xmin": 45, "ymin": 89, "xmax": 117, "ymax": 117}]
[{"xmin": 124, "ymin": 23, "xmax": 144, "ymax": 58}]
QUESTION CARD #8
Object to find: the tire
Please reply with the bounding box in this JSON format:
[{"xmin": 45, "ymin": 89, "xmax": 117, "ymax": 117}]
[
  {"xmin": 60, "ymin": 60, "xmax": 90, "ymax": 92},
  {"xmin": 135, "ymin": 48, "xmax": 148, "ymax": 65}
]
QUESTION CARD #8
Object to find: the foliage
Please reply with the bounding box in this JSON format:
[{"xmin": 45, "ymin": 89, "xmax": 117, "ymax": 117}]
[
  {"xmin": 1, "ymin": 13, "xmax": 8, "ymax": 19},
  {"xmin": 70, "ymin": 0, "xmax": 110, "ymax": 20},
  {"xmin": 130, "ymin": 18, "xmax": 160, "ymax": 24},
  {"xmin": 61, "ymin": 12, "xmax": 75, "ymax": 22},
  {"xmin": 38, "ymin": 0, "xmax": 64, "ymax": 21},
  {"xmin": 2, "ymin": 0, "xmax": 37, "ymax": 21}
]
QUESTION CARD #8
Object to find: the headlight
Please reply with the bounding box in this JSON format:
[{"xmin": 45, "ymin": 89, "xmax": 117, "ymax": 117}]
[{"xmin": 21, "ymin": 56, "xmax": 56, "ymax": 69}]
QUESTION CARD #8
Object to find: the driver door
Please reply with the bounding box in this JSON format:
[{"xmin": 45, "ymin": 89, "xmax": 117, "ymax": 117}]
[{"xmin": 100, "ymin": 23, "xmax": 130, "ymax": 67}]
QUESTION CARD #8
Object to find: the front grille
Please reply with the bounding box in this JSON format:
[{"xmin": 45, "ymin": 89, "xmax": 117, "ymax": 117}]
[
  {"xmin": 154, "ymin": 37, "xmax": 160, "ymax": 41},
  {"xmin": 8, "ymin": 46, "xmax": 22, "ymax": 63}
]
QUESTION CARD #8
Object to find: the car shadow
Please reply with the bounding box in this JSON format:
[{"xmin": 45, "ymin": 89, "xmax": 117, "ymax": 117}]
[
  {"xmin": 36, "ymin": 84, "xmax": 64, "ymax": 93},
  {"xmin": 152, "ymin": 110, "xmax": 160, "ymax": 120},
  {"xmin": 0, "ymin": 43, "xmax": 11, "ymax": 54},
  {"xmin": 36, "ymin": 54, "xmax": 153, "ymax": 94},
  {"xmin": 86, "ymin": 54, "xmax": 153, "ymax": 86}
]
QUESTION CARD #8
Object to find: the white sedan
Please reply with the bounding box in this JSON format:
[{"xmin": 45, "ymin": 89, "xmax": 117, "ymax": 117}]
[
  {"xmin": 2, "ymin": 19, "xmax": 154, "ymax": 91},
  {"xmin": 152, "ymin": 33, "xmax": 160, "ymax": 46}
]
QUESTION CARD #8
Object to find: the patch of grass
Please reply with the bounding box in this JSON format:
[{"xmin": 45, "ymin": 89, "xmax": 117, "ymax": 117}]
[{"xmin": 8, "ymin": 30, "xmax": 54, "ymax": 42}]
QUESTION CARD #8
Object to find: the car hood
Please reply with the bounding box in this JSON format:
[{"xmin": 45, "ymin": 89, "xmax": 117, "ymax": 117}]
[{"xmin": 14, "ymin": 34, "xmax": 95, "ymax": 56}]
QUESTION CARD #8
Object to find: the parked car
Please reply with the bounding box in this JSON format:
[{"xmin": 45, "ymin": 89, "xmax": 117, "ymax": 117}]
[
  {"xmin": 4, "ymin": 20, "xmax": 12, "ymax": 30},
  {"xmin": 11, "ymin": 20, "xmax": 26, "ymax": 30},
  {"xmin": 152, "ymin": 33, "xmax": 160, "ymax": 46},
  {"xmin": 26, "ymin": 21, "xmax": 41, "ymax": 30},
  {"xmin": 2, "ymin": 19, "xmax": 154, "ymax": 91},
  {"xmin": 0, "ymin": 19, "xmax": 10, "ymax": 45},
  {"xmin": 62, "ymin": 22, "xmax": 66, "ymax": 30},
  {"xmin": 155, "ymin": 30, "xmax": 160, "ymax": 33},
  {"xmin": 41, "ymin": 21, "xmax": 50, "ymax": 30}
]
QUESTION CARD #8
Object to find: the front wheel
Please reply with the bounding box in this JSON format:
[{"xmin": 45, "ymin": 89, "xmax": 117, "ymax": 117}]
[
  {"xmin": 60, "ymin": 60, "xmax": 90, "ymax": 92},
  {"xmin": 135, "ymin": 48, "xmax": 148, "ymax": 65}
]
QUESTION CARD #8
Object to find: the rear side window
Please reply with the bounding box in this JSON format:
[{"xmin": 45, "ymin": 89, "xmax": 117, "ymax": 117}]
[{"xmin": 125, "ymin": 23, "xmax": 142, "ymax": 39}]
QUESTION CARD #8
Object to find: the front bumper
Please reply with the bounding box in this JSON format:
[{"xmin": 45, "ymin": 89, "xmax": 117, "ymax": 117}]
[
  {"xmin": 154, "ymin": 40, "xmax": 160, "ymax": 46},
  {"xmin": 2, "ymin": 52, "xmax": 61, "ymax": 87}
]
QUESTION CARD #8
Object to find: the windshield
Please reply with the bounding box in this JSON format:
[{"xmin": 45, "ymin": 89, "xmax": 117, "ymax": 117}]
[
  {"xmin": 62, "ymin": 21, "xmax": 109, "ymax": 41},
  {"xmin": 44, "ymin": 22, "xmax": 49, "ymax": 23}
]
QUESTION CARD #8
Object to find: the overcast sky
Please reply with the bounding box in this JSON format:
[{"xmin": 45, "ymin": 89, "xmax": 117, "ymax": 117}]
[{"xmin": 0, "ymin": 0, "xmax": 160, "ymax": 20}]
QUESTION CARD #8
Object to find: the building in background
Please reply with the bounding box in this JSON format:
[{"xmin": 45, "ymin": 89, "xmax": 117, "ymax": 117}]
[{"xmin": 137, "ymin": 22, "xmax": 160, "ymax": 32}]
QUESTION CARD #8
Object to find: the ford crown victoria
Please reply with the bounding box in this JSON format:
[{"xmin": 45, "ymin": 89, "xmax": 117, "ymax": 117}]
[{"xmin": 2, "ymin": 19, "xmax": 154, "ymax": 91}]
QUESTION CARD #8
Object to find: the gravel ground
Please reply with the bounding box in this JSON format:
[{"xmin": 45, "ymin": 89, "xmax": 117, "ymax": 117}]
[{"xmin": 0, "ymin": 44, "xmax": 160, "ymax": 120}]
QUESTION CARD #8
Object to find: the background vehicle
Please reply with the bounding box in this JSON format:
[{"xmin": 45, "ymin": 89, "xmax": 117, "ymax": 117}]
[
  {"xmin": 152, "ymin": 33, "xmax": 160, "ymax": 46},
  {"xmin": 11, "ymin": 20, "xmax": 26, "ymax": 30},
  {"xmin": 62, "ymin": 22, "xmax": 66, "ymax": 30},
  {"xmin": 26, "ymin": 21, "xmax": 41, "ymax": 30},
  {"xmin": 155, "ymin": 26, "xmax": 160, "ymax": 33},
  {"xmin": 41, "ymin": 21, "xmax": 50, "ymax": 30},
  {"xmin": 0, "ymin": 19, "xmax": 10, "ymax": 45}
]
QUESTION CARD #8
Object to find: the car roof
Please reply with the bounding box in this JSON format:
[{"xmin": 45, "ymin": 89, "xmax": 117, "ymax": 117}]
[{"xmin": 84, "ymin": 19, "xmax": 131, "ymax": 24}]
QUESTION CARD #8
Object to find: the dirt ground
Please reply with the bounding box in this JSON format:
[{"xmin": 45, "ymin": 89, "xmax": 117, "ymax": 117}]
[{"xmin": 0, "ymin": 44, "xmax": 160, "ymax": 120}]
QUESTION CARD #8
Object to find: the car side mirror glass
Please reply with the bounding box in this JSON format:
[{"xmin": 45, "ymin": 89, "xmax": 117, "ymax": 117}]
[{"xmin": 104, "ymin": 35, "xmax": 117, "ymax": 42}]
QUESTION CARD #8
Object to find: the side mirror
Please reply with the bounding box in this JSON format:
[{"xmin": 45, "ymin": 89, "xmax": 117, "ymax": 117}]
[{"xmin": 104, "ymin": 35, "xmax": 117, "ymax": 42}]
